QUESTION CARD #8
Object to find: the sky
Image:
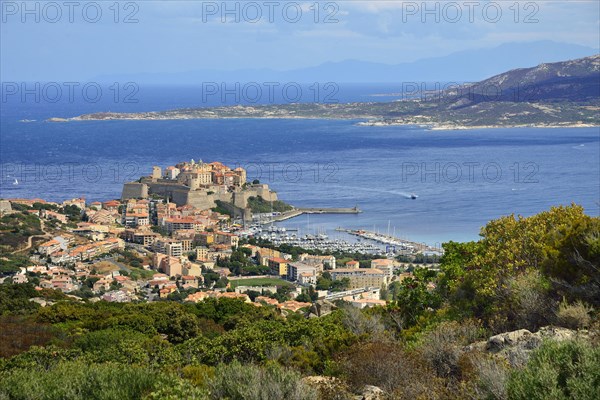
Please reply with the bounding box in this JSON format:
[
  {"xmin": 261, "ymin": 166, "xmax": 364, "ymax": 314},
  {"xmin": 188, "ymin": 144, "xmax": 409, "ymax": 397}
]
[{"xmin": 1, "ymin": 0, "xmax": 599, "ymax": 81}]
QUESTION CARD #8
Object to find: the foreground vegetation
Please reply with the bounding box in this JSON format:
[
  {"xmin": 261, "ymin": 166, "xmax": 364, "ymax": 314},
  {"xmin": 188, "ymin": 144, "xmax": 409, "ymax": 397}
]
[{"xmin": 0, "ymin": 204, "xmax": 598, "ymax": 399}]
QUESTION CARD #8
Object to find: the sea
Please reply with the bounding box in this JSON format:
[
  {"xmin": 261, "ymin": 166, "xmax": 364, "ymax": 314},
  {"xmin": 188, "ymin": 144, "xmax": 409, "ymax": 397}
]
[{"xmin": 1, "ymin": 84, "xmax": 599, "ymax": 246}]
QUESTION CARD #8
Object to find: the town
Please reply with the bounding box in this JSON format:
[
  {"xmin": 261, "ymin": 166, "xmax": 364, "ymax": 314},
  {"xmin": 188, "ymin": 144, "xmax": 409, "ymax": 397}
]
[{"xmin": 0, "ymin": 160, "xmax": 440, "ymax": 312}]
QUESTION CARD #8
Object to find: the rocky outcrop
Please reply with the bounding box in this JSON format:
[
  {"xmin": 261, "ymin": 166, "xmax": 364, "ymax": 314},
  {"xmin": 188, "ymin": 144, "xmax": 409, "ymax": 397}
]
[
  {"xmin": 302, "ymin": 376, "xmax": 386, "ymax": 400},
  {"xmin": 465, "ymin": 326, "xmax": 589, "ymax": 367},
  {"xmin": 306, "ymin": 300, "xmax": 338, "ymax": 318}
]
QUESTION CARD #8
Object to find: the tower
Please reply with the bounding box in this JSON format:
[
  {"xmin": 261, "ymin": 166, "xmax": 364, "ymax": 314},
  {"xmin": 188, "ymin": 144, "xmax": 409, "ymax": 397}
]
[{"xmin": 151, "ymin": 166, "xmax": 162, "ymax": 180}]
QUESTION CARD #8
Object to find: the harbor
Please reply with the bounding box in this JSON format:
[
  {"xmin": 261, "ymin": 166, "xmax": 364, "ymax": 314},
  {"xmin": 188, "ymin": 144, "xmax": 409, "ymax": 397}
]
[
  {"xmin": 335, "ymin": 228, "xmax": 443, "ymax": 255},
  {"xmin": 239, "ymin": 205, "xmax": 442, "ymax": 256}
]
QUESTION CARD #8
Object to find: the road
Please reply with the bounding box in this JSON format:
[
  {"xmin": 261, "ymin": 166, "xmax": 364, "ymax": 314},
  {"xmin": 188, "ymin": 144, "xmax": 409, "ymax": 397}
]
[{"xmin": 12, "ymin": 219, "xmax": 51, "ymax": 254}]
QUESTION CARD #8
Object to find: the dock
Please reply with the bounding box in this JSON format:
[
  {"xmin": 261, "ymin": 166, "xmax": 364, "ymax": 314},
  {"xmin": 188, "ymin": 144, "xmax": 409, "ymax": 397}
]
[
  {"xmin": 296, "ymin": 207, "xmax": 361, "ymax": 214},
  {"xmin": 335, "ymin": 227, "xmax": 442, "ymax": 254},
  {"xmin": 258, "ymin": 207, "xmax": 361, "ymax": 224}
]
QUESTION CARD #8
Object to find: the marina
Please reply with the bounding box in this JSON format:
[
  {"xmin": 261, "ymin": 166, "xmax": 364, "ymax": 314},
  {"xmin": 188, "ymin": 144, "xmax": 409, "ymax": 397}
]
[
  {"xmin": 236, "ymin": 219, "xmax": 386, "ymax": 255},
  {"xmin": 336, "ymin": 228, "xmax": 443, "ymax": 255},
  {"xmin": 236, "ymin": 211, "xmax": 442, "ymax": 256}
]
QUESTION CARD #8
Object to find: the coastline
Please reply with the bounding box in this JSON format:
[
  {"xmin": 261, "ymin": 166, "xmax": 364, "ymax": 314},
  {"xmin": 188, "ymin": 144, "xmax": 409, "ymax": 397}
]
[{"xmin": 45, "ymin": 115, "xmax": 599, "ymax": 131}]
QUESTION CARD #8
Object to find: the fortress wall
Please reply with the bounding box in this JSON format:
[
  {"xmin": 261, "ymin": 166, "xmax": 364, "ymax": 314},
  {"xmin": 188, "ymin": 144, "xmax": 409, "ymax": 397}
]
[
  {"xmin": 187, "ymin": 193, "xmax": 217, "ymax": 210},
  {"xmin": 257, "ymin": 187, "xmax": 278, "ymax": 202},
  {"xmin": 216, "ymin": 201, "xmax": 249, "ymax": 220},
  {"xmin": 147, "ymin": 182, "xmax": 191, "ymax": 206},
  {"xmin": 122, "ymin": 180, "xmax": 278, "ymax": 211},
  {"xmin": 171, "ymin": 189, "xmax": 192, "ymax": 206},
  {"xmin": 235, "ymin": 187, "xmax": 278, "ymax": 207},
  {"xmin": 121, "ymin": 183, "xmax": 148, "ymax": 200}
]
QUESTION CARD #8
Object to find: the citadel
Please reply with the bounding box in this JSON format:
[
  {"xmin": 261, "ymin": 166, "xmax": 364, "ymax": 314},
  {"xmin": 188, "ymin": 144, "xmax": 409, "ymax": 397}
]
[{"xmin": 121, "ymin": 159, "xmax": 278, "ymax": 214}]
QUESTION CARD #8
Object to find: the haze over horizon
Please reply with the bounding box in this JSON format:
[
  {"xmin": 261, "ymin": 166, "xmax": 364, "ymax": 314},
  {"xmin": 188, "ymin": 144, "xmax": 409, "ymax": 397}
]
[{"xmin": 1, "ymin": 1, "xmax": 599, "ymax": 83}]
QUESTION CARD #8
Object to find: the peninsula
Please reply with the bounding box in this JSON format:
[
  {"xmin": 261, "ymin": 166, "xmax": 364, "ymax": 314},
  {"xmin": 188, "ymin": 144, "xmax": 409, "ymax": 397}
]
[{"xmin": 49, "ymin": 55, "xmax": 600, "ymax": 129}]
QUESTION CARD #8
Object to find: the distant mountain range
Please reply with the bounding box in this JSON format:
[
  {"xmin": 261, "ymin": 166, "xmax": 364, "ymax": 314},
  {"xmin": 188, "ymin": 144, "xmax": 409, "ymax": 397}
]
[
  {"xmin": 436, "ymin": 53, "xmax": 600, "ymax": 106},
  {"xmin": 93, "ymin": 41, "xmax": 599, "ymax": 84},
  {"xmin": 57, "ymin": 54, "xmax": 600, "ymax": 129}
]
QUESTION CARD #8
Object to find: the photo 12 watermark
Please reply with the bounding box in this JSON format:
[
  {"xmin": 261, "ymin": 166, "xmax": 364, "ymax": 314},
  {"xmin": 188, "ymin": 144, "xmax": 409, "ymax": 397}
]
[
  {"xmin": 235, "ymin": 161, "xmax": 340, "ymax": 184},
  {"xmin": 1, "ymin": 1, "xmax": 140, "ymax": 23},
  {"xmin": 400, "ymin": 161, "xmax": 540, "ymax": 184},
  {"xmin": 200, "ymin": 82, "xmax": 339, "ymax": 104},
  {"xmin": 0, "ymin": 161, "xmax": 341, "ymax": 188},
  {"xmin": 1, "ymin": 82, "xmax": 140, "ymax": 104},
  {"xmin": 397, "ymin": 1, "xmax": 540, "ymax": 24},
  {"xmin": 0, "ymin": 162, "xmax": 141, "ymax": 185},
  {"xmin": 199, "ymin": 1, "xmax": 340, "ymax": 23},
  {"xmin": 393, "ymin": 81, "xmax": 556, "ymax": 103}
]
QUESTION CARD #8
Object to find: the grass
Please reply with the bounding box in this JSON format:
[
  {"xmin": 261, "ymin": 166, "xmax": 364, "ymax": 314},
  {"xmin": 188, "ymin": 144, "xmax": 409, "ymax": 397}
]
[
  {"xmin": 228, "ymin": 277, "xmax": 293, "ymax": 288},
  {"xmin": 91, "ymin": 261, "xmax": 119, "ymax": 274}
]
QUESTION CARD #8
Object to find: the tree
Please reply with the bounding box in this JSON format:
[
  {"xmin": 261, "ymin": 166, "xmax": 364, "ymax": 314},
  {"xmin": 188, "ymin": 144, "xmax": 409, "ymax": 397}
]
[
  {"xmin": 387, "ymin": 268, "xmax": 441, "ymax": 329},
  {"xmin": 443, "ymin": 206, "xmax": 599, "ymax": 329}
]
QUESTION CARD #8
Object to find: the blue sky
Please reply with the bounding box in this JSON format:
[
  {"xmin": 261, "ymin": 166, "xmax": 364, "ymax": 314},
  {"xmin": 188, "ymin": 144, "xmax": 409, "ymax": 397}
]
[{"xmin": 1, "ymin": 0, "xmax": 599, "ymax": 81}]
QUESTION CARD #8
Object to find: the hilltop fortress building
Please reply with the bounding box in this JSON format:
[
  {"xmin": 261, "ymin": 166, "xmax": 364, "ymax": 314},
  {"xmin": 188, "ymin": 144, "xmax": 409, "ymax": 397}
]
[{"xmin": 121, "ymin": 160, "xmax": 278, "ymax": 212}]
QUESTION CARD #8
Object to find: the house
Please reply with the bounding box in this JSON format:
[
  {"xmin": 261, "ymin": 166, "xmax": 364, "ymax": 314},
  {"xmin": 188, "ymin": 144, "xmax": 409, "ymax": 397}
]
[
  {"xmin": 51, "ymin": 276, "xmax": 77, "ymax": 292},
  {"xmin": 268, "ymin": 257, "xmax": 288, "ymax": 276},
  {"xmin": 370, "ymin": 259, "xmax": 395, "ymax": 278},
  {"xmin": 38, "ymin": 239, "xmax": 62, "ymax": 255},
  {"xmin": 164, "ymin": 217, "xmax": 203, "ymax": 234},
  {"xmin": 12, "ymin": 274, "xmax": 28, "ymax": 284},
  {"xmin": 255, "ymin": 296, "xmax": 279, "ymax": 306},
  {"xmin": 122, "ymin": 213, "xmax": 149, "ymax": 228},
  {"xmin": 256, "ymin": 247, "xmax": 280, "ymax": 266},
  {"xmin": 287, "ymin": 262, "xmax": 317, "ymax": 284},
  {"xmin": 345, "ymin": 260, "xmax": 360, "ymax": 269},
  {"xmin": 278, "ymin": 300, "xmax": 311, "ymax": 312},
  {"xmin": 102, "ymin": 200, "xmax": 121, "ymax": 211},
  {"xmin": 350, "ymin": 299, "xmax": 387, "ymax": 309},
  {"xmin": 218, "ymin": 292, "xmax": 251, "ymax": 303},
  {"xmin": 185, "ymin": 291, "xmax": 211, "ymax": 303},
  {"xmin": 62, "ymin": 198, "xmax": 86, "ymax": 210},
  {"xmin": 122, "ymin": 229, "xmax": 158, "ymax": 246},
  {"xmin": 93, "ymin": 279, "xmax": 111, "ymax": 292},
  {"xmin": 153, "ymin": 239, "xmax": 183, "ymax": 257},
  {"xmin": 184, "ymin": 290, "xmax": 250, "ymax": 303},
  {"xmin": 215, "ymin": 231, "xmax": 239, "ymax": 248},
  {"xmin": 102, "ymin": 290, "xmax": 132, "ymax": 302},
  {"xmin": 154, "ymin": 254, "xmax": 182, "ymax": 277},
  {"xmin": 183, "ymin": 263, "xmax": 203, "ymax": 277},
  {"xmin": 299, "ymin": 272, "xmax": 317, "ymax": 285},
  {"xmin": 195, "ymin": 246, "xmax": 209, "ymax": 261},
  {"xmin": 42, "ymin": 210, "xmax": 68, "ymax": 223},
  {"xmin": 114, "ymin": 275, "xmax": 130, "ymax": 284},
  {"xmin": 299, "ymin": 253, "xmax": 336, "ymax": 270},
  {"xmin": 180, "ymin": 275, "xmax": 200, "ymax": 289},
  {"xmin": 39, "ymin": 279, "xmax": 53, "ymax": 289},
  {"xmin": 330, "ymin": 268, "xmax": 388, "ymax": 289},
  {"xmin": 159, "ymin": 286, "xmax": 178, "ymax": 299}
]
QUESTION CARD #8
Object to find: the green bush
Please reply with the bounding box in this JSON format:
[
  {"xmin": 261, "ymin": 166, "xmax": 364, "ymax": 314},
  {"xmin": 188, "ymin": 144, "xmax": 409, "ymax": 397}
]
[
  {"xmin": 207, "ymin": 361, "xmax": 316, "ymax": 400},
  {"xmin": 507, "ymin": 340, "xmax": 600, "ymax": 400},
  {"xmin": 0, "ymin": 360, "xmax": 163, "ymax": 400},
  {"xmin": 556, "ymin": 299, "xmax": 593, "ymax": 329}
]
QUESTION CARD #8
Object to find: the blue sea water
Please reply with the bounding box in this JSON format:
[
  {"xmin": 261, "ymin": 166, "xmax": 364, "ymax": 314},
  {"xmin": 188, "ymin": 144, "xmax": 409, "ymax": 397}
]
[{"xmin": 1, "ymin": 85, "xmax": 599, "ymax": 245}]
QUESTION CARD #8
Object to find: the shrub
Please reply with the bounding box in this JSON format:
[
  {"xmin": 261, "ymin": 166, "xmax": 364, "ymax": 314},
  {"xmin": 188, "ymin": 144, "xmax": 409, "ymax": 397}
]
[
  {"xmin": 419, "ymin": 319, "xmax": 483, "ymax": 381},
  {"xmin": 470, "ymin": 354, "xmax": 509, "ymax": 400},
  {"xmin": 339, "ymin": 341, "xmax": 447, "ymax": 399},
  {"xmin": 0, "ymin": 360, "xmax": 163, "ymax": 400},
  {"xmin": 207, "ymin": 361, "xmax": 316, "ymax": 400},
  {"xmin": 341, "ymin": 306, "xmax": 385, "ymax": 337},
  {"xmin": 507, "ymin": 340, "xmax": 600, "ymax": 400},
  {"xmin": 502, "ymin": 270, "xmax": 553, "ymax": 332},
  {"xmin": 556, "ymin": 299, "xmax": 593, "ymax": 329}
]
